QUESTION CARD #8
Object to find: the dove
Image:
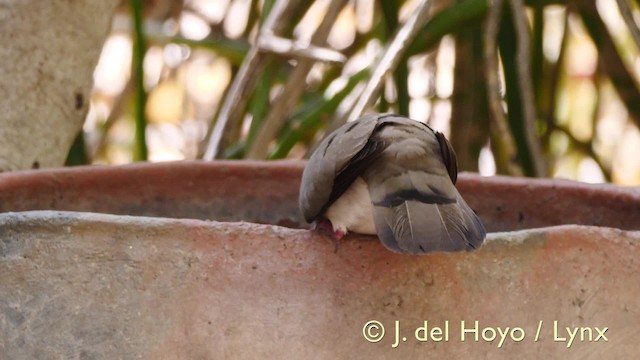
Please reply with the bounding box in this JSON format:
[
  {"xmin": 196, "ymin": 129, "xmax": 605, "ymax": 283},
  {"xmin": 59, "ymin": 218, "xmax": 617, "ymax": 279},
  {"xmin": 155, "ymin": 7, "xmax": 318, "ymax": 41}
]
[{"xmin": 299, "ymin": 113, "xmax": 486, "ymax": 254}]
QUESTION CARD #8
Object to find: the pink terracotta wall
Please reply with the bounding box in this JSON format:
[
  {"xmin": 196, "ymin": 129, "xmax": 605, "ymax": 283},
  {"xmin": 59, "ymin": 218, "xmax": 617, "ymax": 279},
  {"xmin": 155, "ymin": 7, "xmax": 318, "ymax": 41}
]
[
  {"xmin": 0, "ymin": 161, "xmax": 639, "ymax": 358},
  {"xmin": 0, "ymin": 161, "xmax": 638, "ymax": 231}
]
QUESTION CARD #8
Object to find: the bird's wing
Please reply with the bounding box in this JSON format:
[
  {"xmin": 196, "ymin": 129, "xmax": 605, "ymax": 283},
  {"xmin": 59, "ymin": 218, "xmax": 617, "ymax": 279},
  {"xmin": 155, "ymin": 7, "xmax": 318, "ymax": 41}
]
[
  {"xmin": 362, "ymin": 116, "xmax": 486, "ymax": 253},
  {"xmin": 299, "ymin": 113, "xmax": 389, "ymax": 222}
]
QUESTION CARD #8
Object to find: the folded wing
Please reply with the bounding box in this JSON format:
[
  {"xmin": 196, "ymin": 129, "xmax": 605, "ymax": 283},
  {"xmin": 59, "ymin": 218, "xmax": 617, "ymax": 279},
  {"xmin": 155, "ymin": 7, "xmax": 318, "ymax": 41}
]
[{"xmin": 363, "ymin": 118, "xmax": 486, "ymax": 254}]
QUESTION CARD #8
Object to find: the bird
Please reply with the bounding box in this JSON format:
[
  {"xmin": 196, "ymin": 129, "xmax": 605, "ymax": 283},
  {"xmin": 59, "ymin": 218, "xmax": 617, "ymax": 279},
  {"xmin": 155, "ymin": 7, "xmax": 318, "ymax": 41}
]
[{"xmin": 299, "ymin": 113, "xmax": 486, "ymax": 254}]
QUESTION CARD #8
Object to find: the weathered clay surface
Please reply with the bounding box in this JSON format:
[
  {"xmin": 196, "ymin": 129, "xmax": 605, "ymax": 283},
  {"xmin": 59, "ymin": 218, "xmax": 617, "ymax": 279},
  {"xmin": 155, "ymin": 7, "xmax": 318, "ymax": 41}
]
[
  {"xmin": 1, "ymin": 211, "xmax": 638, "ymax": 358},
  {"xmin": 0, "ymin": 161, "xmax": 639, "ymax": 231},
  {"xmin": 0, "ymin": 161, "xmax": 304, "ymax": 228}
]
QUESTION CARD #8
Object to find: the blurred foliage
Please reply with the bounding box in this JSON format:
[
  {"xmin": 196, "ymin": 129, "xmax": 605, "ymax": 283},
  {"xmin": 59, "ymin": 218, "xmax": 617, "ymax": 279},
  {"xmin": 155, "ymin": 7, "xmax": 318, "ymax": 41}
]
[{"xmin": 73, "ymin": 0, "xmax": 640, "ymax": 185}]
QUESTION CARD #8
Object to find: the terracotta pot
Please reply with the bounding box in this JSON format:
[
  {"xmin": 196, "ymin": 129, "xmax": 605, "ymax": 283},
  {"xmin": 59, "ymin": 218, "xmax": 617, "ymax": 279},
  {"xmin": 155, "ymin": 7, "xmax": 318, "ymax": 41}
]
[
  {"xmin": 0, "ymin": 161, "xmax": 639, "ymax": 358},
  {"xmin": 0, "ymin": 160, "xmax": 638, "ymax": 231}
]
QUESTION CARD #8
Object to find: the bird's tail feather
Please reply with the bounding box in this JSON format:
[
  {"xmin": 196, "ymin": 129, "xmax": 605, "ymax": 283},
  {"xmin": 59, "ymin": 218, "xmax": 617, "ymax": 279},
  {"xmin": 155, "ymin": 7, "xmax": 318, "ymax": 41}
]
[{"xmin": 372, "ymin": 193, "xmax": 485, "ymax": 254}]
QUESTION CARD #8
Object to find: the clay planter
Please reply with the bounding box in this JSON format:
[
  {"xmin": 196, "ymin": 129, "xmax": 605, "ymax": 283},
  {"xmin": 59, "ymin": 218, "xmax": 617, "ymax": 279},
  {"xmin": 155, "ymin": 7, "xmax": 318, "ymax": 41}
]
[
  {"xmin": 1, "ymin": 161, "xmax": 639, "ymax": 358},
  {"xmin": 0, "ymin": 161, "xmax": 639, "ymax": 231}
]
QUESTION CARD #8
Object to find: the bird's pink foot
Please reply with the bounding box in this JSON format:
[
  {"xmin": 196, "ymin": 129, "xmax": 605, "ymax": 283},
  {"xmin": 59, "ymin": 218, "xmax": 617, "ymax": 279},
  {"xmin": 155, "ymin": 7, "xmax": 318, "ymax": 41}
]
[
  {"xmin": 333, "ymin": 229, "xmax": 346, "ymax": 240},
  {"xmin": 315, "ymin": 219, "xmax": 345, "ymax": 252}
]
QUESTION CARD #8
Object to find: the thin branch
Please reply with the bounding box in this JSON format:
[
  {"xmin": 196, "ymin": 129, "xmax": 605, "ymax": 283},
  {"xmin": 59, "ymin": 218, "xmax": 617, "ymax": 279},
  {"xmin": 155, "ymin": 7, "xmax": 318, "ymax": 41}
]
[
  {"xmin": 91, "ymin": 75, "xmax": 135, "ymax": 159},
  {"xmin": 147, "ymin": 34, "xmax": 250, "ymax": 65},
  {"xmin": 509, "ymin": 0, "xmax": 546, "ymax": 176},
  {"xmin": 615, "ymin": 0, "xmax": 640, "ymax": 51},
  {"xmin": 574, "ymin": 0, "xmax": 640, "ymax": 130},
  {"xmin": 318, "ymin": 0, "xmax": 484, "ymax": 138},
  {"xmin": 203, "ymin": 0, "xmax": 302, "ymax": 160},
  {"xmin": 246, "ymin": 0, "xmax": 349, "ymax": 159},
  {"xmin": 542, "ymin": 9, "xmax": 569, "ymax": 146},
  {"xmin": 344, "ymin": 0, "xmax": 434, "ymax": 123},
  {"xmin": 406, "ymin": 0, "xmax": 490, "ymax": 58},
  {"xmin": 130, "ymin": 0, "xmax": 148, "ymax": 161},
  {"xmin": 380, "ymin": 1, "xmax": 409, "ymax": 115},
  {"xmin": 484, "ymin": 0, "xmax": 523, "ymax": 176},
  {"xmin": 202, "ymin": 43, "xmax": 264, "ymax": 160},
  {"xmin": 552, "ymin": 125, "xmax": 612, "ymax": 182},
  {"xmin": 257, "ymin": 34, "xmax": 346, "ymax": 63},
  {"xmin": 269, "ymin": 67, "xmax": 369, "ymax": 159},
  {"xmin": 451, "ymin": 24, "xmax": 490, "ymax": 172}
]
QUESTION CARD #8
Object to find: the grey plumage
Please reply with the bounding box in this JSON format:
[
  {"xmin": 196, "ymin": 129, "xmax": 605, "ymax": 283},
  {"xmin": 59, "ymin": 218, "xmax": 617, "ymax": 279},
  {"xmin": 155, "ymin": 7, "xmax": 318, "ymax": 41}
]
[{"xmin": 299, "ymin": 113, "xmax": 486, "ymax": 254}]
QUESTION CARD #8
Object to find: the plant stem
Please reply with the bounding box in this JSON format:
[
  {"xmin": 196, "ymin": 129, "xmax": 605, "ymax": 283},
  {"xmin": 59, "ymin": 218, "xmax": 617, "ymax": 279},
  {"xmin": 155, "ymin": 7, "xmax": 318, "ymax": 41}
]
[{"xmin": 130, "ymin": 0, "xmax": 148, "ymax": 161}]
